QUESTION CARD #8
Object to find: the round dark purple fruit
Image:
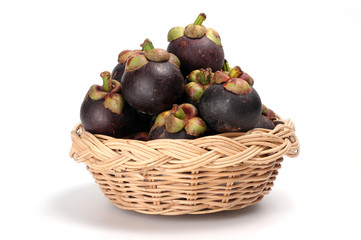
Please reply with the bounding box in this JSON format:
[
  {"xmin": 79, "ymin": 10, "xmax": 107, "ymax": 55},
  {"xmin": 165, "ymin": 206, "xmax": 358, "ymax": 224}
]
[
  {"xmin": 167, "ymin": 13, "xmax": 224, "ymax": 77},
  {"xmin": 80, "ymin": 71, "xmax": 140, "ymax": 138},
  {"xmin": 198, "ymin": 77, "xmax": 262, "ymax": 133},
  {"xmin": 184, "ymin": 64, "xmax": 255, "ymax": 108},
  {"xmin": 124, "ymin": 132, "xmax": 149, "ymax": 141},
  {"xmin": 184, "ymin": 68, "xmax": 214, "ymax": 108},
  {"xmin": 111, "ymin": 50, "xmax": 141, "ymax": 82},
  {"xmin": 121, "ymin": 39, "xmax": 184, "ymax": 115},
  {"xmin": 262, "ymin": 104, "xmax": 277, "ymax": 120},
  {"xmin": 254, "ymin": 115, "xmax": 275, "ymax": 130},
  {"xmin": 148, "ymin": 104, "xmax": 207, "ymax": 140}
]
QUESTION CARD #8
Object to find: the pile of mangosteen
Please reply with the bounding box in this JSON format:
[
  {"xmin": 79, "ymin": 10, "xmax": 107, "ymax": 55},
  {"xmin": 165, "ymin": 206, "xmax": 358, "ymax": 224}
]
[{"xmin": 80, "ymin": 13, "xmax": 277, "ymax": 141}]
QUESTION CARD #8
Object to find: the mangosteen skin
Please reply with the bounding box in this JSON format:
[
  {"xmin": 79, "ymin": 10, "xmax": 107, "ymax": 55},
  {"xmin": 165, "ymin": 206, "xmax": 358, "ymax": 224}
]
[
  {"xmin": 198, "ymin": 84, "xmax": 262, "ymax": 133},
  {"xmin": 254, "ymin": 115, "xmax": 275, "ymax": 130},
  {"xmin": 80, "ymin": 97, "xmax": 139, "ymax": 138},
  {"xmin": 167, "ymin": 36, "xmax": 224, "ymax": 77},
  {"xmin": 148, "ymin": 125, "xmax": 196, "ymax": 140},
  {"xmin": 121, "ymin": 61, "xmax": 184, "ymax": 115},
  {"xmin": 111, "ymin": 62, "xmax": 125, "ymax": 82}
]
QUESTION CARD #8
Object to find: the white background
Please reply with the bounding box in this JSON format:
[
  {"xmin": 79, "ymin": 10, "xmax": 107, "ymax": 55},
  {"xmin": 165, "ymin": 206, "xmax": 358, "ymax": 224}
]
[{"xmin": 1, "ymin": 0, "xmax": 361, "ymax": 239}]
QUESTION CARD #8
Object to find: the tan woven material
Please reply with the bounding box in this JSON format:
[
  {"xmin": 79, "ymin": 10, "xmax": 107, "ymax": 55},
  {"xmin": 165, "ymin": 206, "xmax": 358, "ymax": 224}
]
[{"xmin": 70, "ymin": 118, "xmax": 299, "ymax": 215}]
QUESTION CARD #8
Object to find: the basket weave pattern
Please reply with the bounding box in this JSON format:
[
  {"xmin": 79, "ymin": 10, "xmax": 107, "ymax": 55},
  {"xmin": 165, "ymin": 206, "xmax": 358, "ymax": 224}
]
[{"xmin": 70, "ymin": 119, "xmax": 299, "ymax": 215}]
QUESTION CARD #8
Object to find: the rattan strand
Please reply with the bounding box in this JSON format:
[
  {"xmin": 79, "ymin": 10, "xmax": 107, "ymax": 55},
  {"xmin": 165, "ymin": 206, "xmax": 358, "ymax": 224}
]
[{"xmin": 70, "ymin": 118, "xmax": 299, "ymax": 215}]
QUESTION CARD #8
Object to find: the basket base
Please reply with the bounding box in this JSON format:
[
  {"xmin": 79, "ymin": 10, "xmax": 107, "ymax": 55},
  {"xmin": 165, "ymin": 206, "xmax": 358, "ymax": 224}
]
[{"xmin": 86, "ymin": 158, "xmax": 283, "ymax": 215}]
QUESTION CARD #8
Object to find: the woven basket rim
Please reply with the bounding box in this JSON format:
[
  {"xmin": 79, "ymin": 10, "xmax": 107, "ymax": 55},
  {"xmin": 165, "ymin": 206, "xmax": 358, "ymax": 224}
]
[
  {"xmin": 70, "ymin": 118, "xmax": 299, "ymax": 172},
  {"xmin": 72, "ymin": 117, "xmax": 292, "ymax": 141}
]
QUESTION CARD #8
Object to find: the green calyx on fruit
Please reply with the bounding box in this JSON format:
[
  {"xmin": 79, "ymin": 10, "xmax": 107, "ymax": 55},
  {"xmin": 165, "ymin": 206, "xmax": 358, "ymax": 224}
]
[
  {"xmin": 103, "ymin": 93, "xmax": 124, "ymax": 114},
  {"xmin": 145, "ymin": 49, "xmax": 170, "ymax": 62},
  {"xmin": 126, "ymin": 39, "xmax": 178, "ymax": 72},
  {"xmin": 167, "ymin": 27, "xmax": 185, "ymax": 42},
  {"xmin": 165, "ymin": 113, "xmax": 186, "ymax": 133},
  {"xmin": 141, "ymin": 38, "xmax": 170, "ymax": 62},
  {"xmin": 125, "ymin": 53, "xmax": 148, "ymax": 72},
  {"xmin": 185, "ymin": 68, "xmax": 214, "ymax": 103},
  {"xmin": 205, "ymin": 28, "xmax": 222, "ymax": 46},
  {"xmin": 185, "ymin": 82, "xmax": 204, "ymax": 103},
  {"xmin": 151, "ymin": 110, "xmax": 171, "ymax": 131},
  {"xmin": 223, "ymin": 78, "xmax": 252, "ymax": 95},
  {"xmin": 118, "ymin": 50, "xmax": 141, "ymax": 64},
  {"xmin": 86, "ymin": 71, "xmax": 124, "ymax": 114},
  {"xmin": 89, "ymin": 71, "xmax": 121, "ymax": 96},
  {"xmin": 153, "ymin": 104, "xmax": 207, "ymax": 137},
  {"xmin": 184, "ymin": 13, "xmax": 207, "ymax": 39},
  {"xmin": 87, "ymin": 85, "xmax": 108, "ymax": 100},
  {"xmin": 229, "ymin": 66, "xmax": 254, "ymax": 86},
  {"xmin": 262, "ymin": 104, "xmax": 277, "ymax": 120},
  {"xmin": 187, "ymin": 69, "xmax": 201, "ymax": 82},
  {"xmin": 239, "ymin": 72, "xmax": 254, "ymax": 87},
  {"xmin": 184, "ymin": 24, "xmax": 207, "ymax": 39},
  {"xmin": 169, "ymin": 53, "xmax": 181, "ymax": 68},
  {"xmin": 185, "ymin": 117, "xmax": 207, "ymax": 137},
  {"xmin": 179, "ymin": 103, "xmax": 198, "ymax": 119},
  {"xmin": 187, "ymin": 68, "xmax": 213, "ymax": 85},
  {"xmin": 213, "ymin": 70, "xmax": 231, "ymax": 84},
  {"xmin": 164, "ymin": 105, "xmax": 187, "ymax": 133}
]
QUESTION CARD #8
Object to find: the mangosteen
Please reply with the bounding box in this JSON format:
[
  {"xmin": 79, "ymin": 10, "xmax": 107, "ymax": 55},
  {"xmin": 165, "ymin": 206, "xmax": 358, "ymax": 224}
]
[
  {"xmin": 124, "ymin": 132, "xmax": 149, "ymax": 141},
  {"xmin": 80, "ymin": 71, "xmax": 140, "ymax": 138},
  {"xmin": 121, "ymin": 39, "xmax": 184, "ymax": 115},
  {"xmin": 198, "ymin": 76, "xmax": 262, "ymax": 133},
  {"xmin": 111, "ymin": 50, "xmax": 141, "ymax": 82},
  {"xmin": 167, "ymin": 13, "xmax": 225, "ymax": 77},
  {"xmin": 184, "ymin": 65, "xmax": 255, "ymax": 108},
  {"xmin": 132, "ymin": 132, "xmax": 149, "ymax": 141},
  {"xmin": 262, "ymin": 104, "xmax": 277, "ymax": 120},
  {"xmin": 227, "ymin": 65, "xmax": 255, "ymax": 86},
  {"xmin": 184, "ymin": 68, "xmax": 214, "ymax": 108},
  {"xmin": 148, "ymin": 104, "xmax": 207, "ymax": 140},
  {"xmin": 254, "ymin": 115, "xmax": 275, "ymax": 130}
]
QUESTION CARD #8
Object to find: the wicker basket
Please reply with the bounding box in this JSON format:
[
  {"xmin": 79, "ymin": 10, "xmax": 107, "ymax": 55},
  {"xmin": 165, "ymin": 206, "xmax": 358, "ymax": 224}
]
[{"xmin": 70, "ymin": 118, "xmax": 299, "ymax": 215}]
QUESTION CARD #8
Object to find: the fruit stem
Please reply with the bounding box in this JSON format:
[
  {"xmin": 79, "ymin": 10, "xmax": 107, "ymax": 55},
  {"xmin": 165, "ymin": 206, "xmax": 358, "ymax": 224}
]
[
  {"xmin": 229, "ymin": 66, "xmax": 244, "ymax": 78},
  {"xmin": 199, "ymin": 71, "xmax": 210, "ymax": 85},
  {"xmin": 194, "ymin": 13, "xmax": 206, "ymax": 26},
  {"xmin": 100, "ymin": 71, "xmax": 111, "ymax": 92},
  {"xmin": 222, "ymin": 60, "xmax": 231, "ymax": 72},
  {"xmin": 141, "ymin": 38, "xmax": 155, "ymax": 52}
]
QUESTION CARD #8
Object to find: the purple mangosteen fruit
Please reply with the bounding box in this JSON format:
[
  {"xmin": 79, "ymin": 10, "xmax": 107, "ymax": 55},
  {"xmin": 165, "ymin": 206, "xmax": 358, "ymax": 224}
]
[
  {"xmin": 184, "ymin": 64, "xmax": 255, "ymax": 109},
  {"xmin": 80, "ymin": 71, "xmax": 140, "ymax": 138},
  {"xmin": 148, "ymin": 104, "xmax": 207, "ymax": 140},
  {"xmin": 254, "ymin": 115, "xmax": 275, "ymax": 130},
  {"xmin": 132, "ymin": 132, "xmax": 149, "ymax": 141},
  {"xmin": 111, "ymin": 50, "xmax": 141, "ymax": 82},
  {"xmin": 121, "ymin": 39, "xmax": 184, "ymax": 115},
  {"xmin": 167, "ymin": 13, "xmax": 225, "ymax": 77},
  {"xmin": 184, "ymin": 68, "xmax": 214, "ymax": 107},
  {"xmin": 262, "ymin": 104, "xmax": 277, "ymax": 120},
  {"xmin": 124, "ymin": 131, "xmax": 149, "ymax": 141},
  {"xmin": 227, "ymin": 65, "xmax": 255, "ymax": 86},
  {"xmin": 198, "ymin": 72, "xmax": 262, "ymax": 133}
]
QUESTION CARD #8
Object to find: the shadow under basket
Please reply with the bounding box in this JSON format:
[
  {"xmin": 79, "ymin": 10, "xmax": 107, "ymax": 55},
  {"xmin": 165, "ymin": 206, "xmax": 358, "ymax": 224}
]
[{"xmin": 70, "ymin": 118, "xmax": 299, "ymax": 215}]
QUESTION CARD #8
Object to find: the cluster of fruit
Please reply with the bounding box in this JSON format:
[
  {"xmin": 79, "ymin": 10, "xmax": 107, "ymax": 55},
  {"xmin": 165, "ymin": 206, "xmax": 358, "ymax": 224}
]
[{"xmin": 80, "ymin": 13, "xmax": 277, "ymax": 141}]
